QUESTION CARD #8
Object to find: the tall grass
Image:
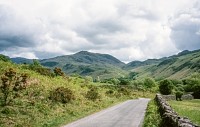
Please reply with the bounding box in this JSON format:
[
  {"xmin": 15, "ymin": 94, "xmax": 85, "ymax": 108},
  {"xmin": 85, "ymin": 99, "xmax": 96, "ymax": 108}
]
[{"xmin": 143, "ymin": 99, "xmax": 161, "ymax": 127}]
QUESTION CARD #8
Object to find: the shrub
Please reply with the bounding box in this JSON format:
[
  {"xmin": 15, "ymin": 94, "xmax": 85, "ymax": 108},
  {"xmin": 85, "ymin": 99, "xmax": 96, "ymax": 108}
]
[
  {"xmin": 49, "ymin": 87, "xmax": 75, "ymax": 103},
  {"xmin": 53, "ymin": 67, "xmax": 65, "ymax": 76},
  {"xmin": 28, "ymin": 60, "xmax": 53, "ymax": 76},
  {"xmin": 117, "ymin": 87, "xmax": 131, "ymax": 96},
  {"xmin": 175, "ymin": 91, "xmax": 183, "ymax": 101},
  {"xmin": 118, "ymin": 78, "xmax": 130, "ymax": 85},
  {"xmin": 159, "ymin": 79, "xmax": 173, "ymax": 95},
  {"xmin": 192, "ymin": 84, "xmax": 200, "ymax": 99},
  {"xmin": 0, "ymin": 68, "xmax": 28, "ymax": 106},
  {"xmin": 85, "ymin": 87, "xmax": 100, "ymax": 101},
  {"xmin": 144, "ymin": 78, "xmax": 156, "ymax": 89},
  {"xmin": 105, "ymin": 89, "xmax": 115, "ymax": 97}
]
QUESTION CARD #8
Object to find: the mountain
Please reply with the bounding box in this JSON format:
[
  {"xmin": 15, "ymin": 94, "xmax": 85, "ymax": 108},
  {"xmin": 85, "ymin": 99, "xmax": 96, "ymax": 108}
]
[
  {"xmin": 10, "ymin": 49, "xmax": 200, "ymax": 80},
  {"xmin": 11, "ymin": 57, "xmax": 33, "ymax": 64},
  {"xmin": 129, "ymin": 49, "xmax": 200, "ymax": 80},
  {"xmin": 124, "ymin": 59, "xmax": 163, "ymax": 70},
  {"xmin": 40, "ymin": 51, "xmax": 127, "ymax": 80}
]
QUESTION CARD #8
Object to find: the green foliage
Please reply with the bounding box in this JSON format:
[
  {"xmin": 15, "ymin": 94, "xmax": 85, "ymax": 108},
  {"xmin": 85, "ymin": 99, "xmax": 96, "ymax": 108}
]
[
  {"xmin": 118, "ymin": 78, "xmax": 130, "ymax": 85},
  {"xmin": 129, "ymin": 72, "xmax": 138, "ymax": 79},
  {"xmin": 53, "ymin": 67, "xmax": 65, "ymax": 76},
  {"xmin": 85, "ymin": 76, "xmax": 93, "ymax": 82},
  {"xmin": 159, "ymin": 79, "xmax": 173, "ymax": 95},
  {"xmin": 143, "ymin": 99, "xmax": 161, "ymax": 127},
  {"xmin": 117, "ymin": 87, "xmax": 131, "ymax": 96},
  {"xmin": 0, "ymin": 54, "xmax": 11, "ymax": 62},
  {"xmin": 49, "ymin": 87, "xmax": 75, "ymax": 103},
  {"xmin": 192, "ymin": 84, "xmax": 200, "ymax": 99},
  {"xmin": 85, "ymin": 87, "xmax": 100, "ymax": 101},
  {"xmin": 144, "ymin": 78, "xmax": 156, "ymax": 88},
  {"xmin": 175, "ymin": 91, "xmax": 183, "ymax": 101},
  {"xmin": 24, "ymin": 60, "xmax": 54, "ymax": 77},
  {"xmin": 0, "ymin": 68, "xmax": 28, "ymax": 106},
  {"xmin": 105, "ymin": 89, "xmax": 115, "ymax": 97}
]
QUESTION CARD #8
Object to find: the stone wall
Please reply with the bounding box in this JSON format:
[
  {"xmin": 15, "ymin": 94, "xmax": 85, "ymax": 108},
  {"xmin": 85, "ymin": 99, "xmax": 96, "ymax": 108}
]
[
  {"xmin": 155, "ymin": 94, "xmax": 199, "ymax": 127},
  {"xmin": 162, "ymin": 94, "xmax": 194, "ymax": 101},
  {"xmin": 182, "ymin": 94, "xmax": 194, "ymax": 100}
]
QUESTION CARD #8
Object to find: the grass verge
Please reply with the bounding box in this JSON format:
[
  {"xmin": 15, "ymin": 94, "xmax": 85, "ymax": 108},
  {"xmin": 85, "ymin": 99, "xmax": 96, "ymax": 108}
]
[{"xmin": 143, "ymin": 99, "xmax": 161, "ymax": 127}]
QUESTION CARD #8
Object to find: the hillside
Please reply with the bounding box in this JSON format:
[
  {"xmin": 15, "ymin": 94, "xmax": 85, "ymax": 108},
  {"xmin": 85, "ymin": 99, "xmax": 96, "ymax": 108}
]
[
  {"xmin": 0, "ymin": 59, "xmax": 149, "ymax": 127},
  {"xmin": 40, "ymin": 51, "xmax": 127, "ymax": 80},
  {"xmin": 11, "ymin": 49, "xmax": 200, "ymax": 80},
  {"xmin": 129, "ymin": 49, "xmax": 200, "ymax": 80},
  {"xmin": 11, "ymin": 57, "xmax": 33, "ymax": 64}
]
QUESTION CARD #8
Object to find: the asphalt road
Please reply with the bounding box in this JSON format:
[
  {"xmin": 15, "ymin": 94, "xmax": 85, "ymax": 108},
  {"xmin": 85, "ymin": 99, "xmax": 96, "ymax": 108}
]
[{"xmin": 63, "ymin": 98, "xmax": 150, "ymax": 127}]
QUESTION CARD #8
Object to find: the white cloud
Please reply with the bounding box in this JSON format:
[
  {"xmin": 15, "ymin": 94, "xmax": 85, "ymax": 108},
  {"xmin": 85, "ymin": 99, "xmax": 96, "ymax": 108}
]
[{"xmin": 0, "ymin": 0, "xmax": 199, "ymax": 61}]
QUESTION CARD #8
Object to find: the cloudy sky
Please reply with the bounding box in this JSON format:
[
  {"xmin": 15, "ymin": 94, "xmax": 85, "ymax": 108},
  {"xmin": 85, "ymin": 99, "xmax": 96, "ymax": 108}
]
[{"xmin": 0, "ymin": 0, "xmax": 200, "ymax": 62}]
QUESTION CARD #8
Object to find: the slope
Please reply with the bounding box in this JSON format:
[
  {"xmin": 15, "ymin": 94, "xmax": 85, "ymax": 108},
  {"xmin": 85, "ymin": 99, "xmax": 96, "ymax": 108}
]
[
  {"xmin": 129, "ymin": 49, "xmax": 200, "ymax": 80},
  {"xmin": 40, "ymin": 51, "xmax": 127, "ymax": 80}
]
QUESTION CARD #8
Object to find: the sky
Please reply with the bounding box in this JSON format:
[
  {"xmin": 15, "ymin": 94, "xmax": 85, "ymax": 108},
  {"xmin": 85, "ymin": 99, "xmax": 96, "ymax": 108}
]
[{"xmin": 0, "ymin": 0, "xmax": 200, "ymax": 62}]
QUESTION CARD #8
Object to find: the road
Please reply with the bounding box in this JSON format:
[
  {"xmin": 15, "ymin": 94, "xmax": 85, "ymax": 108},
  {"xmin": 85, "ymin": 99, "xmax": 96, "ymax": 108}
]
[{"xmin": 63, "ymin": 98, "xmax": 150, "ymax": 127}]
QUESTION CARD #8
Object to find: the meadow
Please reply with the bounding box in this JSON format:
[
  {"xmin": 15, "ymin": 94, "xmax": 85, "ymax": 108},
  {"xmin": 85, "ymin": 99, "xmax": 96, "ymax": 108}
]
[{"xmin": 169, "ymin": 100, "xmax": 200, "ymax": 125}]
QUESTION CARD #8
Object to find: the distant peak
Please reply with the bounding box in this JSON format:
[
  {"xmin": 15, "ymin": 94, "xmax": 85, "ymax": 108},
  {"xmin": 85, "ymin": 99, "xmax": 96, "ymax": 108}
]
[{"xmin": 76, "ymin": 51, "xmax": 90, "ymax": 54}]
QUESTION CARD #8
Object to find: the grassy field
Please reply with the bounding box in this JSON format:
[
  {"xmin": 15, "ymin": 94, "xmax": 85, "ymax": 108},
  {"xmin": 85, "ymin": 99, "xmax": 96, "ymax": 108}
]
[
  {"xmin": 169, "ymin": 100, "xmax": 200, "ymax": 125},
  {"xmin": 143, "ymin": 99, "xmax": 161, "ymax": 127}
]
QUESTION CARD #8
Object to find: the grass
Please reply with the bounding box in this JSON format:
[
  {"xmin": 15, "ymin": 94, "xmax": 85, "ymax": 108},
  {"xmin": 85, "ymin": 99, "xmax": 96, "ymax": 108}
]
[
  {"xmin": 143, "ymin": 99, "xmax": 161, "ymax": 127},
  {"xmin": 0, "ymin": 61, "xmax": 155, "ymax": 127},
  {"xmin": 168, "ymin": 99, "xmax": 200, "ymax": 125}
]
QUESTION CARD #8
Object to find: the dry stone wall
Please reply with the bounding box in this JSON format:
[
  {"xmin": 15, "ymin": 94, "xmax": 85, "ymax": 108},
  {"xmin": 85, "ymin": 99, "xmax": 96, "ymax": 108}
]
[{"xmin": 155, "ymin": 94, "xmax": 199, "ymax": 127}]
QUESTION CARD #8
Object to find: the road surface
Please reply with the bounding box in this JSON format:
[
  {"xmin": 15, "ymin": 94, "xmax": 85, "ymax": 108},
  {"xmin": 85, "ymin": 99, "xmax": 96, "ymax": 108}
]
[{"xmin": 63, "ymin": 98, "xmax": 150, "ymax": 127}]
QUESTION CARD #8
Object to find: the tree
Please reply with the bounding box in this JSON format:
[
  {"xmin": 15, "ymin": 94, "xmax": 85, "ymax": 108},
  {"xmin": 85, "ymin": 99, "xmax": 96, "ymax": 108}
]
[
  {"xmin": 159, "ymin": 79, "xmax": 173, "ymax": 95},
  {"xmin": 192, "ymin": 84, "xmax": 200, "ymax": 99},
  {"xmin": 53, "ymin": 67, "xmax": 64, "ymax": 76},
  {"xmin": 144, "ymin": 78, "xmax": 156, "ymax": 89}
]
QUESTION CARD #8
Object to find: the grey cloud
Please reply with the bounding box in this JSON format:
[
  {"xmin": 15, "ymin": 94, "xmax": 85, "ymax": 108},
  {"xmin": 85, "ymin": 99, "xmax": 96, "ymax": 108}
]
[
  {"xmin": 170, "ymin": 4, "xmax": 200, "ymax": 50},
  {"xmin": 74, "ymin": 19, "xmax": 125, "ymax": 45},
  {"xmin": 0, "ymin": 5, "xmax": 38, "ymax": 50}
]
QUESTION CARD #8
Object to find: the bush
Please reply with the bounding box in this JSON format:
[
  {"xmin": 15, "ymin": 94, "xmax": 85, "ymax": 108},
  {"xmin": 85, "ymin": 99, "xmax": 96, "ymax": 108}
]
[
  {"xmin": 53, "ymin": 67, "xmax": 65, "ymax": 76},
  {"xmin": 175, "ymin": 91, "xmax": 183, "ymax": 101},
  {"xmin": 118, "ymin": 78, "xmax": 130, "ymax": 85},
  {"xmin": 144, "ymin": 78, "xmax": 156, "ymax": 89},
  {"xmin": 192, "ymin": 84, "xmax": 200, "ymax": 99},
  {"xmin": 49, "ymin": 87, "xmax": 75, "ymax": 103},
  {"xmin": 105, "ymin": 89, "xmax": 115, "ymax": 97},
  {"xmin": 159, "ymin": 79, "xmax": 173, "ymax": 95},
  {"xmin": 27, "ymin": 60, "xmax": 54, "ymax": 76},
  {"xmin": 85, "ymin": 87, "xmax": 100, "ymax": 101},
  {"xmin": 117, "ymin": 87, "xmax": 131, "ymax": 96},
  {"xmin": 0, "ymin": 68, "xmax": 28, "ymax": 106}
]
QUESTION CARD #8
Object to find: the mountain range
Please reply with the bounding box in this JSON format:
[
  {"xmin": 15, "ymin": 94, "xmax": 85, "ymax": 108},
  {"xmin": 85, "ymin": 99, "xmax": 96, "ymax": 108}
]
[{"xmin": 10, "ymin": 49, "xmax": 200, "ymax": 80}]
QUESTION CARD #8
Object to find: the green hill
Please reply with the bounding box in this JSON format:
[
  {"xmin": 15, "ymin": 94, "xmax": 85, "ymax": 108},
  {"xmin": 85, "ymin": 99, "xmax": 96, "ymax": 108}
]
[
  {"xmin": 129, "ymin": 49, "xmax": 200, "ymax": 80},
  {"xmin": 10, "ymin": 49, "xmax": 200, "ymax": 80},
  {"xmin": 40, "ymin": 51, "xmax": 127, "ymax": 80}
]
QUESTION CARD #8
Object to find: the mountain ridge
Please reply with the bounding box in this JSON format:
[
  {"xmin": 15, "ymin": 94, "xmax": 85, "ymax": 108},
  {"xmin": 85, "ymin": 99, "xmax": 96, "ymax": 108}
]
[{"xmin": 10, "ymin": 49, "xmax": 200, "ymax": 80}]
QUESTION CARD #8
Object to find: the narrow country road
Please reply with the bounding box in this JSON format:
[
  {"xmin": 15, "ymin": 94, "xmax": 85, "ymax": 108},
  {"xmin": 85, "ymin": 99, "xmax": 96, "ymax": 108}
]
[{"xmin": 63, "ymin": 98, "xmax": 150, "ymax": 127}]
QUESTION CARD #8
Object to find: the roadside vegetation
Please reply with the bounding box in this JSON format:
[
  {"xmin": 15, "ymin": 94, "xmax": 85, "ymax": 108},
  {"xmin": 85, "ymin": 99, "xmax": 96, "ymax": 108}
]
[
  {"xmin": 143, "ymin": 99, "xmax": 161, "ymax": 127},
  {"xmin": 0, "ymin": 57, "xmax": 155, "ymax": 127},
  {"xmin": 169, "ymin": 100, "xmax": 200, "ymax": 125}
]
